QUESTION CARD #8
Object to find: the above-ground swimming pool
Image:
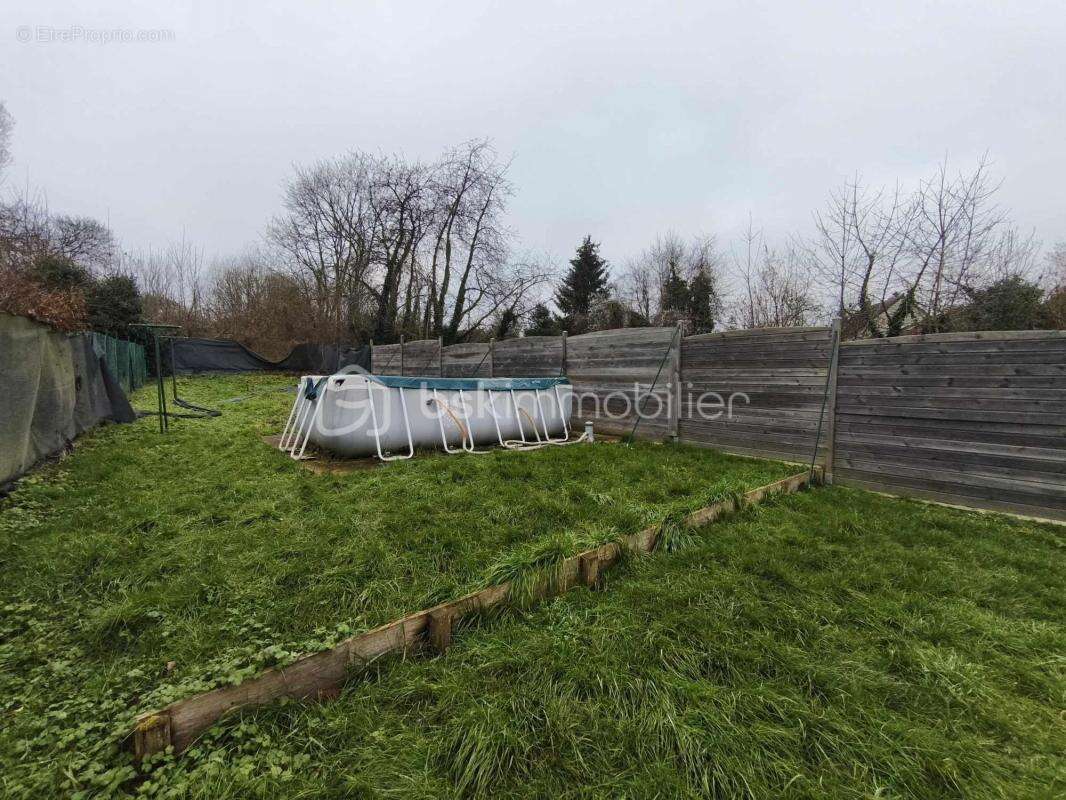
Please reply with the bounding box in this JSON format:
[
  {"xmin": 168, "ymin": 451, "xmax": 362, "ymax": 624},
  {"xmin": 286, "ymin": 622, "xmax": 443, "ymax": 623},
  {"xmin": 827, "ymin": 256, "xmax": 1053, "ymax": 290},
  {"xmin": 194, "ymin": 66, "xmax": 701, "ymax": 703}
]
[{"xmin": 280, "ymin": 374, "xmax": 575, "ymax": 461}]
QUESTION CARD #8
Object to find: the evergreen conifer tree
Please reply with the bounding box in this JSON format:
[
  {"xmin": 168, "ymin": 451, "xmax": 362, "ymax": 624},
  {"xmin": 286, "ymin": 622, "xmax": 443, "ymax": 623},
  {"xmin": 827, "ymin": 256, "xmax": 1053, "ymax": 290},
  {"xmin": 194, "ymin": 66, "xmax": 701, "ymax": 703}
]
[
  {"xmin": 686, "ymin": 266, "xmax": 719, "ymax": 333},
  {"xmin": 555, "ymin": 236, "xmax": 609, "ymax": 319},
  {"xmin": 660, "ymin": 260, "xmax": 689, "ymax": 313},
  {"xmin": 525, "ymin": 303, "xmax": 561, "ymax": 336}
]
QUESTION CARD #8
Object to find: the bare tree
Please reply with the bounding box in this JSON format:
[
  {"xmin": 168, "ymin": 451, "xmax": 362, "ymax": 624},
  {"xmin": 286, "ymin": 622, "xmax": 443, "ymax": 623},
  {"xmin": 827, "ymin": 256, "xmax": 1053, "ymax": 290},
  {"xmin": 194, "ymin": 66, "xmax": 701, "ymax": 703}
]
[
  {"xmin": 731, "ymin": 222, "xmax": 821, "ymax": 328},
  {"xmin": 808, "ymin": 179, "xmax": 858, "ymax": 318},
  {"xmin": 804, "ymin": 157, "xmax": 1027, "ymax": 337},
  {"xmin": 450, "ymin": 254, "xmax": 550, "ymax": 340},
  {"xmin": 807, "ymin": 177, "xmax": 913, "ymax": 337},
  {"xmin": 365, "ymin": 155, "xmax": 431, "ymax": 341},
  {"xmin": 208, "ymin": 250, "xmax": 317, "ymax": 357},
  {"xmin": 266, "ymin": 140, "xmax": 543, "ymax": 345},
  {"xmin": 731, "ymin": 218, "xmax": 764, "ymax": 329},
  {"xmin": 0, "ymin": 190, "xmax": 52, "ymax": 270},
  {"xmin": 423, "ymin": 141, "xmax": 516, "ymax": 343},
  {"xmin": 906, "ymin": 155, "xmax": 1008, "ymax": 332},
  {"xmin": 1045, "ymin": 241, "xmax": 1066, "ymax": 288},
  {"xmin": 620, "ymin": 231, "xmax": 722, "ymax": 325},
  {"xmin": 620, "ymin": 257, "xmax": 655, "ymax": 321},
  {"xmin": 984, "ymin": 226, "xmax": 1041, "ymax": 284},
  {"xmin": 267, "ymin": 153, "xmax": 379, "ymax": 342},
  {"xmin": 125, "ymin": 236, "xmax": 207, "ymax": 332},
  {"xmin": 51, "ymin": 215, "xmax": 116, "ymax": 272},
  {"xmin": 806, "ymin": 176, "xmax": 911, "ymax": 333},
  {"xmin": 0, "ymin": 189, "xmax": 115, "ymax": 276}
]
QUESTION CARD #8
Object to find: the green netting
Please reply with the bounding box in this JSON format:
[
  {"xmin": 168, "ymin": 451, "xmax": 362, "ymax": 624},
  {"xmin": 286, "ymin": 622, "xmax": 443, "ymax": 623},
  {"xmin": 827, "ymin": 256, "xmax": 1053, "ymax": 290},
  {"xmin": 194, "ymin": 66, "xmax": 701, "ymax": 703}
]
[{"xmin": 91, "ymin": 333, "xmax": 148, "ymax": 394}]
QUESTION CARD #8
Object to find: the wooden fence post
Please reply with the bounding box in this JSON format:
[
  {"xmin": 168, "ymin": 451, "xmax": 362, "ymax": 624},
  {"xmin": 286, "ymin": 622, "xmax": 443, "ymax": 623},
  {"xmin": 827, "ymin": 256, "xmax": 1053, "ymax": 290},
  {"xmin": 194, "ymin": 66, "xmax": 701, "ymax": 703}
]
[
  {"xmin": 427, "ymin": 609, "xmax": 453, "ymax": 654},
  {"xmin": 561, "ymin": 331, "xmax": 568, "ymax": 375},
  {"xmin": 488, "ymin": 338, "xmax": 495, "ymax": 378},
  {"xmin": 369, "ymin": 339, "xmax": 374, "ymax": 373},
  {"xmin": 579, "ymin": 553, "xmax": 601, "ymax": 589},
  {"xmin": 399, "ymin": 335, "xmax": 405, "ymax": 376},
  {"xmin": 438, "ymin": 336, "xmax": 444, "ymax": 377},
  {"xmin": 822, "ymin": 318, "xmax": 842, "ymax": 484}
]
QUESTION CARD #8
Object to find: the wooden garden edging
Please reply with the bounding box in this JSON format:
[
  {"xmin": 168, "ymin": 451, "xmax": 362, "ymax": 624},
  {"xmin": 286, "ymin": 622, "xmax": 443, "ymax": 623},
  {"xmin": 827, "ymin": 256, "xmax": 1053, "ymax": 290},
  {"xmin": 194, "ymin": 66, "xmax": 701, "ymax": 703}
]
[{"xmin": 130, "ymin": 469, "xmax": 815, "ymax": 758}]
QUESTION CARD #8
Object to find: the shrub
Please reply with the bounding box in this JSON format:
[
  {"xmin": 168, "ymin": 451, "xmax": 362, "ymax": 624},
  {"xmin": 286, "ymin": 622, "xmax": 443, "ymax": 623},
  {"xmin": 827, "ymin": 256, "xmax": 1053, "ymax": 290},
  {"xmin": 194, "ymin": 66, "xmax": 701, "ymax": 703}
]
[{"xmin": 0, "ymin": 265, "xmax": 88, "ymax": 331}]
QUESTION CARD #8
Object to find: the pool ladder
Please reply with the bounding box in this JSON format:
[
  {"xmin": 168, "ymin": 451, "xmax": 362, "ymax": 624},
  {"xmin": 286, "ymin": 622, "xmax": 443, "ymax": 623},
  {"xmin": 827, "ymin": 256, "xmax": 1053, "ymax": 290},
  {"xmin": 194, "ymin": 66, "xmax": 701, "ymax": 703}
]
[{"xmin": 279, "ymin": 377, "xmax": 323, "ymax": 460}]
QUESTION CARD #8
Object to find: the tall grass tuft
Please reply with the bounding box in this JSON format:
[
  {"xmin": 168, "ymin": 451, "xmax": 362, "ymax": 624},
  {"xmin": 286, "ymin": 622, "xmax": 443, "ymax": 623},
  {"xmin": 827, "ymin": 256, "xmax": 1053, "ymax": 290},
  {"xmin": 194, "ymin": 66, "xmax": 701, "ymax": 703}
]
[
  {"xmin": 483, "ymin": 534, "xmax": 574, "ymax": 608},
  {"xmin": 655, "ymin": 513, "xmax": 696, "ymax": 553}
]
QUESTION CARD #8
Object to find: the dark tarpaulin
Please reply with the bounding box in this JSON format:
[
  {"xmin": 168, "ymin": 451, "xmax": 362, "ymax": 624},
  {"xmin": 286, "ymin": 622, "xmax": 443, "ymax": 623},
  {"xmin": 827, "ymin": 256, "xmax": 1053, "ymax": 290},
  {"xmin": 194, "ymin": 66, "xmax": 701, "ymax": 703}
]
[
  {"xmin": 1, "ymin": 313, "xmax": 137, "ymax": 487},
  {"xmin": 170, "ymin": 338, "xmax": 370, "ymax": 375},
  {"xmin": 99, "ymin": 353, "xmax": 137, "ymax": 423}
]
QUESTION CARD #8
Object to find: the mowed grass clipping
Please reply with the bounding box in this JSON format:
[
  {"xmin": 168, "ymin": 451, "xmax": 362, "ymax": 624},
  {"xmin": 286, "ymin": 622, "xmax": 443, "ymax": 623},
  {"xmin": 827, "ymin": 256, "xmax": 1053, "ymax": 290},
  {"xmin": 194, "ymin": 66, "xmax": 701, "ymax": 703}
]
[
  {"xmin": 0, "ymin": 373, "xmax": 797, "ymax": 798},
  {"xmin": 134, "ymin": 487, "xmax": 1063, "ymax": 800}
]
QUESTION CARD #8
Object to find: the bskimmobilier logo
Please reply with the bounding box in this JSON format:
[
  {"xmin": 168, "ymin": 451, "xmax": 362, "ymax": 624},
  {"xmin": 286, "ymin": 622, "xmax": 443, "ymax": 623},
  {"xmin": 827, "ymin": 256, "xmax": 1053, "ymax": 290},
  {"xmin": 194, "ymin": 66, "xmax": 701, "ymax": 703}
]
[{"xmin": 304, "ymin": 365, "xmax": 751, "ymax": 439}]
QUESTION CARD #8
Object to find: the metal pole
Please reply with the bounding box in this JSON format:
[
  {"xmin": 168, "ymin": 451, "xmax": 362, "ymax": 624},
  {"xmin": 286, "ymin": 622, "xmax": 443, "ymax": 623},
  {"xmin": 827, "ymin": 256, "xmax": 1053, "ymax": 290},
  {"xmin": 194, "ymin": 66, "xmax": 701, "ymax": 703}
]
[
  {"xmin": 807, "ymin": 320, "xmax": 841, "ymax": 487},
  {"xmin": 159, "ymin": 335, "xmax": 170, "ymax": 431},
  {"xmin": 628, "ymin": 326, "xmax": 680, "ymax": 444},
  {"xmin": 153, "ymin": 333, "xmax": 166, "ymax": 432},
  {"xmin": 670, "ymin": 323, "xmax": 681, "ymax": 442},
  {"xmin": 822, "ymin": 317, "xmax": 843, "ymax": 484},
  {"xmin": 471, "ymin": 339, "xmax": 493, "ymax": 378},
  {"xmin": 169, "ymin": 338, "xmax": 178, "ymax": 400}
]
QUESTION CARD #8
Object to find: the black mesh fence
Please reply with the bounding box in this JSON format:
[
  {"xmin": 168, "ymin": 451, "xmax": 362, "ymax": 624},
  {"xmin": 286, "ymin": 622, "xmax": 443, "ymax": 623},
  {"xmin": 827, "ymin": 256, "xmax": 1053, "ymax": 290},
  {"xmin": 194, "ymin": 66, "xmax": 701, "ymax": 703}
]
[{"xmin": 169, "ymin": 338, "xmax": 369, "ymax": 375}]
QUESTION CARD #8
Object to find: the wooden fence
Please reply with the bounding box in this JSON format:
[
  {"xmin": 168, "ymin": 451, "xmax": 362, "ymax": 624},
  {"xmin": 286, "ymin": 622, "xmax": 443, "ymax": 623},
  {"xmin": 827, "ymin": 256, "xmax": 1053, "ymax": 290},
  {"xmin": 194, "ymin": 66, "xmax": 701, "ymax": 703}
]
[
  {"xmin": 371, "ymin": 338, "xmax": 442, "ymax": 376},
  {"xmin": 370, "ymin": 342, "xmax": 402, "ymax": 375},
  {"xmin": 442, "ymin": 342, "xmax": 492, "ymax": 377},
  {"xmin": 492, "ymin": 336, "xmax": 566, "ymax": 377},
  {"xmin": 833, "ymin": 331, "xmax": 1066, "ymax": 521},
  {"xmin": 567, "ymin": 327, "xmax": 678, "ymax": 438},
  {"xmin": 679, "ymin": 327, "xmax": 835, "ymax": 463},
  {"xmin": 373, "ymin": 329, "xmax": 679, "ymax": 437},
  {"xmin": 369, "ymin": 326, "xmax": 1065, "ymax": 522}
]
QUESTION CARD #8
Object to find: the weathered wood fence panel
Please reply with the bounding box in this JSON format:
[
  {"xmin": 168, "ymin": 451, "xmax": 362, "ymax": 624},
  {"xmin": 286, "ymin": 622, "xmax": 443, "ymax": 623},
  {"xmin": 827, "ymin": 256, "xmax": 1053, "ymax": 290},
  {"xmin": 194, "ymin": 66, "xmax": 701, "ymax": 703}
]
[
  {"xmin": 492, "ymin": 336, "xmax": 565, "ymax": 377},
  {"xmin": 442, "ymin": 342, "xmax": 493, "ymax": 377},
  {"xmin": 677, "ymin": 327, "xmax": 834, "ymax": 463},
  {"xmin": 398, "ymin": 339, "xmax": 441, "ymax": 376},
  {"xmin": 566, "ymin": 327, "xmax": 678, "ymax": 438},
  {"xmin": 370, "ymin": 343, "xmax": 400, "ymax": 375},
  {"xmin": 834, "ymin": 331, "xmax": 1066, "ymax": 521},
  {"xmin": 371, "ymin": 339, "xmax": 442, "ymax": 376},
  {"xmin": 370, "ymin": 343, "xmax": 401, "ymax": 375}
]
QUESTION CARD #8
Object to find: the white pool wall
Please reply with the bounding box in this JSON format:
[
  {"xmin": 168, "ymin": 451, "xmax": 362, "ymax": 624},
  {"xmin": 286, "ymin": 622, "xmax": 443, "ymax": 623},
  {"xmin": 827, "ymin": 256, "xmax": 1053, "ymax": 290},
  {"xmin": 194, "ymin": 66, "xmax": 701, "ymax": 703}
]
[{"xmin": 296, "ymin": 374, "xmax": 573, "ymax": 458}]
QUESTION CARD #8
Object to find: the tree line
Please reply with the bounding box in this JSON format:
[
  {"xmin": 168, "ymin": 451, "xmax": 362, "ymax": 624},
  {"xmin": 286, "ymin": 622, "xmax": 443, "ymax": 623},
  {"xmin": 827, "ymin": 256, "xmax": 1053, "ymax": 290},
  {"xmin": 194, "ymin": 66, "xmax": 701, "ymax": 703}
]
[
  {"xmin": 1, "ymin": 98, "xmax": 1063, "ymax": 353},
  {"xmin": 807, "ymin": 157, "xmax": 1063, "ymax": 336}
]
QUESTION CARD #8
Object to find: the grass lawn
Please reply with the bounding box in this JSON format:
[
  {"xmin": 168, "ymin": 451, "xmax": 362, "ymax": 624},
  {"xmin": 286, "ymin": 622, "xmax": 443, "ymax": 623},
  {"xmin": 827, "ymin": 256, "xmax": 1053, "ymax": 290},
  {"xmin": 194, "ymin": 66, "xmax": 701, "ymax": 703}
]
[
  {"xmin": 0, "ymin": 374, "xmax": 800, "ymax": 798},
  {"xmin": 132, "ymin": 488, "xmax": 1062, "ymax": 800}
]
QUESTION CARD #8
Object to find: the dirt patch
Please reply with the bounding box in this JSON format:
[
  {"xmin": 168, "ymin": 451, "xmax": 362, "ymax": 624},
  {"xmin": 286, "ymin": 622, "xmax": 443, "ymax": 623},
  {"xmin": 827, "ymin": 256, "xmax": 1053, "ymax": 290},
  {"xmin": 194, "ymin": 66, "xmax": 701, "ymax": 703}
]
[{"xmin": 262, "ymin": 434, "xmax": 384, "ymax": 474}]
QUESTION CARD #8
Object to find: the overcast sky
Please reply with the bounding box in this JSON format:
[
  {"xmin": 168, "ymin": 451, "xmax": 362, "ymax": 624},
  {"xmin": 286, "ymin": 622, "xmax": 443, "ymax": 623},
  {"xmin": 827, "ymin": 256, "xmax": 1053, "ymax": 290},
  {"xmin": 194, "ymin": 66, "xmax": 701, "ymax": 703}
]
[{"xmin": 5, "ymin": 0, "xmax": 1065, "ymax": 277}]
